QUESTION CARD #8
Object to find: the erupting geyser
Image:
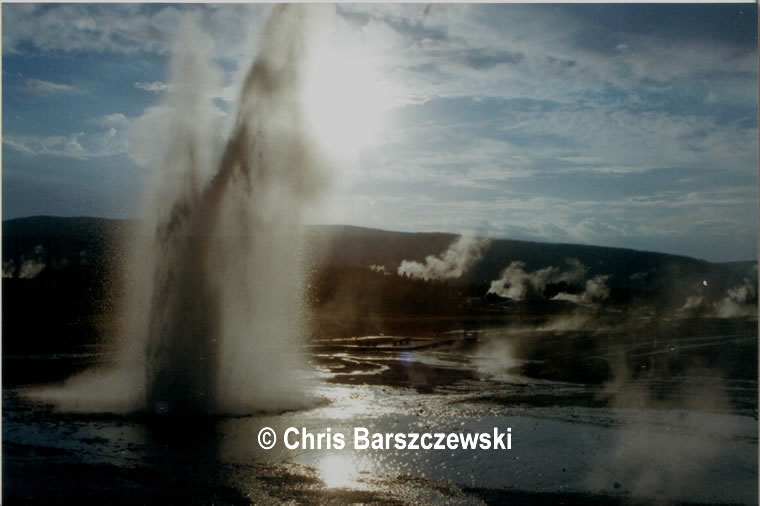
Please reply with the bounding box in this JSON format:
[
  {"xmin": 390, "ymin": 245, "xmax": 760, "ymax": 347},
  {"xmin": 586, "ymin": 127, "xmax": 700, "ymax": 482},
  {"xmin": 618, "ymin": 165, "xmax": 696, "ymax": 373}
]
[{"xmin": 26, "ymin": 5, "xmax": 333, "ymax": 415}]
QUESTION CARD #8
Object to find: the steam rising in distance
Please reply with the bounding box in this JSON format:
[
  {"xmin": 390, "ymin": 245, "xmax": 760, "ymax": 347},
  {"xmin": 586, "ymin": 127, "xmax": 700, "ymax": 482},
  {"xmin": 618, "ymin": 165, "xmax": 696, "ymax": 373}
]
[
  {"xmin": 488, "ymin": 257, "xmax": 608, "ymax": 304},
  {"xmin": 398, "ymin": 234, "xmax": 490, "ymax": 281}
]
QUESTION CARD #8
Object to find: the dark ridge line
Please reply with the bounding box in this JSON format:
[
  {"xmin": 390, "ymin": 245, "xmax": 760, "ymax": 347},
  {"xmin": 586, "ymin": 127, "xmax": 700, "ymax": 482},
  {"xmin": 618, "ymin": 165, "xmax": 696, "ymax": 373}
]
[{"xmin": 3, "ymin": 215, "xmax": 758, "ymax": 265}]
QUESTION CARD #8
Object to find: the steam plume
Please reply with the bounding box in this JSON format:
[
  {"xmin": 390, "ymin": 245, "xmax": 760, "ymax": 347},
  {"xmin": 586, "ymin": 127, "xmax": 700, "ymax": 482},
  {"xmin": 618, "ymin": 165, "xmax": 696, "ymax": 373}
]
[
  {"xmin": 712, "ymin": 278, "xmax": 757, "ymax": 318},
  {"xmin": 18, "ymin": 258, "xmax": 46, "ymax": 279},
  {"xmin": 678, "ymin": 278, "xmax": 757, "ymax": 319},
  {"xmin": 4, "ymin": 245, "xmax": 48, "ymax": 279},
  {"xmin": 680, "ymin": 295, "xmax": 705, "ymax": 312},
  {"xmin": 487, "ymin": 261, "xmax": 557, "ymax": 300},
  {"xmin": 587, "ymin": 348, "xmax": 746, "ymax": 501},
  {"xmin": 552, "ymin": 274, "xmax": 610, "ymax": 305},
  {"xmin": 487, "ymin": 257, "xmax": 595, "ymax": 301},
  {"xmin": 397, "ymin": 234, "xmax": 489, "ymax": 281},
  {"xmin": 2, "ymin": 259, "xmax": 16, "ymax": 278}
]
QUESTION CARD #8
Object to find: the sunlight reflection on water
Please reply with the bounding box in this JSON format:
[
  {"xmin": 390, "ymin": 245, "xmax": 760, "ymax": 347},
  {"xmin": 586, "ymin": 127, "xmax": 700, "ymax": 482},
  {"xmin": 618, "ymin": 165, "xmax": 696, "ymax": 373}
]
[
  {"xmin": 314, "ymin": 453, "xmax": 368, "ymax": 488},
  {"xmin": 312, "ymin": 384, "xmax": 391, "ymax": 420}
]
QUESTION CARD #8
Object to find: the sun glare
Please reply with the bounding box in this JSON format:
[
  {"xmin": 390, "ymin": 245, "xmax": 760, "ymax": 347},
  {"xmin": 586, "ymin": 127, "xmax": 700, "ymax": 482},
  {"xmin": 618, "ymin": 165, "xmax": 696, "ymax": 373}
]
[{"xmin": 302, "ymin": 42, "xmax": 393, "ymax": 163}]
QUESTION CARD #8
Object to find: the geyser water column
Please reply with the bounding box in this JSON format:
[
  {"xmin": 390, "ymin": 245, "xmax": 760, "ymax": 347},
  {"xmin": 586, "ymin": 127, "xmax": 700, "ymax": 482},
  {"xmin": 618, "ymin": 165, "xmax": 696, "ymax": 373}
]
[
  {"xmin": 24, "ymin": 5, "xmax": 333, "ymax": 415},
  {"xmin": 140, "ymin": 5, "xmax": 333, "ymax": 415}
]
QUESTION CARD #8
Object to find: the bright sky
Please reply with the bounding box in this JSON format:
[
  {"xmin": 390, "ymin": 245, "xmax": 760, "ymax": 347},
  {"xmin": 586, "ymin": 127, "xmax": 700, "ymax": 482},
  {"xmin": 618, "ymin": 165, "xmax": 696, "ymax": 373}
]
[{"xmin": 2, "ymin": 4, "xmax": 758, "ymax": 262}]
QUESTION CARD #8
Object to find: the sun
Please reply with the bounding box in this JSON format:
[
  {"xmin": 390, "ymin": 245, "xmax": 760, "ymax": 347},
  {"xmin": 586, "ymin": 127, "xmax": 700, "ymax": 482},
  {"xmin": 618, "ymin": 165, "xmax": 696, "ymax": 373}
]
[{"xmin": 301, "ymin": 40, "xmax": 394, "ymax": 163}]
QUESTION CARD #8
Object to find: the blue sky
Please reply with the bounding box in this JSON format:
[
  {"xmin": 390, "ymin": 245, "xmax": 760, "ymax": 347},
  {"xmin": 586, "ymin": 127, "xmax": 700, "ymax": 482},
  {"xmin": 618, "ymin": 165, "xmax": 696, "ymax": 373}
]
[{"xmin": 2, "ymin": 3, "xmax": 757, "ymax": 262}]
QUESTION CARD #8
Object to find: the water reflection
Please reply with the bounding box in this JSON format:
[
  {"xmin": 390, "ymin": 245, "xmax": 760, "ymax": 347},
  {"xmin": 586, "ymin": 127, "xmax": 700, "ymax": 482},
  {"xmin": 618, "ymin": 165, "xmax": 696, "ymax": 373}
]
[
  {"xmin": 312, "ymin": 384, "xmax": 385, "ymax": 419},
  {"xmin": 312, "ymin": 452, "xmax": 372, "ymax": 489}
]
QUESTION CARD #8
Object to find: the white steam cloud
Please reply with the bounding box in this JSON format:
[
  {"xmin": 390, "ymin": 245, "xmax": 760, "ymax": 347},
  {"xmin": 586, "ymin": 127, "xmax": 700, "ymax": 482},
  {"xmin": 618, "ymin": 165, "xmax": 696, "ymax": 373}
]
[
  {"xmin": 680, "ymin": 295, "xmax": 705, "ymax": 312},
  {"xmin": 678, "ymin": 278, "xmax": 757, "ymax": 319},
  {"xmin": 487, "ymin": 261, "xmax": 557, "ymax": 300},
  {"xmin": 552, "ymin": 274, "xmax": 610, "ymax": 305},
  {"xmin": 2, "ymin": 259, "xmax": 16, "ymax": 278},
  {"xmin": 397, "ymin": 234, "xmax": 489, "ymax": 281},
  {"xmin": 713, "ymin": 278, "xmax": 757, "ymax": 318},
  {"xmin": 587, "ymin": 350, "xmax": 749, "ymax": 502},
  {"xmin": 4, "ymin": 245, "xmax": 47, "ymax": 279},
  {"xmin": 488, "ymin": 257, "xmax": 596, "ymax": 302},
  {"xmin": 18, "ymin": 258, "xmax": 46, "ymax": 279},
  {"xmin": 471, "ymin": 337, "xmax": 518, "ymax": 379},
  {"xmin": 369, "ymin": 264, "xmax": 387, "ymax": 274}
]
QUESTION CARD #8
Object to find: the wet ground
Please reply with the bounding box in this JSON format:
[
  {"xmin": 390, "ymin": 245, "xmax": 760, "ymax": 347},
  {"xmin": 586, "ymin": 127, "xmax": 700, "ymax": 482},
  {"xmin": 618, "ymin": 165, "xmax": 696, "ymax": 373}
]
[{"xmin": 3, "ymin": 319, "xmax": 758, "ymax": 505}]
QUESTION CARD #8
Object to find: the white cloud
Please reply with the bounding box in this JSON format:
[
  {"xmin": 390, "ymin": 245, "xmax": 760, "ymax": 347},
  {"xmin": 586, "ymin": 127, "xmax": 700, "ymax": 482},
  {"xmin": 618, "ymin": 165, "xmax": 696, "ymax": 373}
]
[
  {"xmin": 135, "ymin": 81, "xmax": 170, "ymax": 93},
  {"xmin": 3, "ymin": 4, "xmax": 168, "ymax": 54},
  {"xmin": 23, "ymin": 78, "xmax": 83, "ymax": 95},
  {"xmin": 4, "ymin": 113, "xmax": 131, "ymax": 159},
  {"xmin": 334, "ymin": 4, "xmax": 757, "ymax": 118},
  {"xmin": 361, "ymin": 99, "xmax": 756, "ymax": 205},
  {"xmin": 3, "ymin": 134, "xmax": 90, "ymax": 159},
  {"xmin": 2, "ymin": 4, "xmax": 268, "ymax": 62}
]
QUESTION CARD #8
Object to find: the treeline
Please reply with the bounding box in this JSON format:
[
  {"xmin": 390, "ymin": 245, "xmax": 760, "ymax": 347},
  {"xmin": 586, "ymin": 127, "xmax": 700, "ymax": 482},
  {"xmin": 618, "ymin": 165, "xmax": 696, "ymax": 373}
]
[{"xmin": 307, "ymin": 266, "xmax": 466, "ymax": 317}]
